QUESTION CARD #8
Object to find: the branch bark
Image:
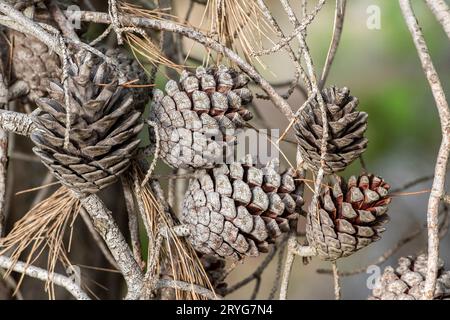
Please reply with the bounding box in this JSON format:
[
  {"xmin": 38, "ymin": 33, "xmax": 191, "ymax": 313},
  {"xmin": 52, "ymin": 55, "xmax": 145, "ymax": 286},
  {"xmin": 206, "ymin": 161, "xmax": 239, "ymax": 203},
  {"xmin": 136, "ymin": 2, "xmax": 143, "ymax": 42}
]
[
  {"xmin": 399, "ymin": 0, "xmax": 450, "ymax": 300},
  {"xmin": 0, "ymin": 255, "xmax": 90, "ymax": 300},
  {"xmin": 0, "ymin": 109, "xmax": 35, "ymax": 136},
  {"xmin": 79, "ymin": 194, "xmax": 144, "ymax": 300}
]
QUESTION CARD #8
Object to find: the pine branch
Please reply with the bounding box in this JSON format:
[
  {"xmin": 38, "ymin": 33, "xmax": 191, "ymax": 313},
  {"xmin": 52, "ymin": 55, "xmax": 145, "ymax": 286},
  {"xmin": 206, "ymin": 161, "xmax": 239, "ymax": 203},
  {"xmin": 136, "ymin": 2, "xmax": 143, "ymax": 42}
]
[
  {"xmin": 0, "ymin": 255, "xmax": 90, "ymax": 300},
  {"xmin": 399, "ymin": 0, "xmax": 450, "ymax": 300}
]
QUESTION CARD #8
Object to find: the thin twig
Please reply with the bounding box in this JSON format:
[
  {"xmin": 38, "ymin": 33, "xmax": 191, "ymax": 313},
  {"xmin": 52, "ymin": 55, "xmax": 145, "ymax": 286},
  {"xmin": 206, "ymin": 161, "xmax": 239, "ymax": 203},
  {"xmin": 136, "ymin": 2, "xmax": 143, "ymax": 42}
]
[
  {"xmin": 332, "ymin": 261, "xmax": 341, "ymax": 300},
  {"xmin": 317, "ymin": 225, "xmax": 424, "ymax": 276},
  {"xmin": 121, "ymin": 176, "xmax": 144, "ymax": 270},
  {"xmin": 225, "ymin": 237, "xmax": 285, "ymax": 295},
  {"xmin": 268, "ymin": 241, "xmax": 286, "ymax": 300},
  {"xmin": 319, "ymin": 0, "xmax": 346, "ymax": 88},
  {"xmin": 424, "ymin": 0, "xmax": 450, "ymax": 41},
  {"xmin": 49, "ymin": 0, "xmax": 79, "ymax": 40},
  {"xmin": 0, "ymin": 59, "xmax": 7, "ymax": 237},
  {"xmin": 391, "ymin": 174, "xmax": 434, "ymax": 193},
  {"xmin": 399, "ymin": 0, "xmax": 450, "ymax": 300},
  {"xmin": 0, "ymin": 255, "xmax": 90, "ymax": 300},
  {"xmin": 155, "ymin": 279, "xmax": 220, "ymax": 300},
  {"xmin": 254, "ymin": 0, "xmax": 313, "ymax": 96},
  {"xmin": 250, "ymin": 277, "xmax": 261, "ymax": 300},
  {"xmin": 279, "ymin": 233, "xmax": 296, "ymax": 300}
]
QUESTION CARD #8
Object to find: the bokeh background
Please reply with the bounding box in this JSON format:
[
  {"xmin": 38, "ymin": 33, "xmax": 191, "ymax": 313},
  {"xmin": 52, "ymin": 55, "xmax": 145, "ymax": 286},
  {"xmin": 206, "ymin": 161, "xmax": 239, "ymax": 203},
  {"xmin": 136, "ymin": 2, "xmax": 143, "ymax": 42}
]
[{"xmin": 1, "ymin": 0, "xmax": 449, "ymax": 300}]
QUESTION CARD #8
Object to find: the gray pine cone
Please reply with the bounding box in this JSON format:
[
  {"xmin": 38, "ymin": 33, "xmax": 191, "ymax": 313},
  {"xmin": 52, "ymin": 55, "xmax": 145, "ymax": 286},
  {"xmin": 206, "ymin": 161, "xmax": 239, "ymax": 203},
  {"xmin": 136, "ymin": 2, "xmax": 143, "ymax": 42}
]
[
  {"xmin": 306, "ymin": 173, "xmax": 391, "ymax": 261},
  {"xmin": 9, "ymin": 29, "xmax": 61, "ymax": 103},
  {"xmin": 182, "ymin": 157, "xmax": 304, "ymax": 260},
  {"xmin": 30, "ymin": 51, "xmax": 144, "ymax": 194},
  {"xmin": 370, "ymin": 254, "xmax": 450, "ymax": 300},
  {"xmin": 149, "ymin": 65, "xmax": 253, "ymax": 169},
  {"xmin": 294, "ymin": 86, "xmax": 368, "ymax": 173}
]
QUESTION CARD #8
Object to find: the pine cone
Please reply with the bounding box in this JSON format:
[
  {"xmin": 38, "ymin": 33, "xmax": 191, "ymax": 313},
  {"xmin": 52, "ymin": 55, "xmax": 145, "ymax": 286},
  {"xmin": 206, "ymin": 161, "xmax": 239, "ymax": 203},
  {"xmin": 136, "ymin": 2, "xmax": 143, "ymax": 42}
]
[
  {"xmin": 30, "ymin": 51, "xmax": 144, "ymax": 194},
  {"xmin": 149, "ymin": 65, "xmax": 253, "ymax": 169},
  {"xmin": 200, "ymin": 254, "xmax": 228, "ymax": 296},
  {"xmin": 294, "ymin": 86, "xmax": 368, "ymax": 173},
  {"xmin": 306, "ymin": 174, "xmax": 391, "ymax": 261},
  {"xmin": 106, "ymin": 48, "xmax": 150, "ymax": 108},
  {"xmin": 9, "ymin": 29, "xmax": 61, "ymax": 103},
  {"xmin": 370, "ymin": 254, "xmax": 450, "ymax": 300},
  {"xmin": 182, "ymin": 157, "xmax": 304, "ymax": 260}
]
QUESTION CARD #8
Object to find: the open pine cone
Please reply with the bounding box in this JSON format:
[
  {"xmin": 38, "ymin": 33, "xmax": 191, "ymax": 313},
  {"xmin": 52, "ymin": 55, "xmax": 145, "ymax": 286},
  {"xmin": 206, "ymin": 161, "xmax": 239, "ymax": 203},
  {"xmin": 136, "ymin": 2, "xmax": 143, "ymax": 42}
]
[
  {"xmin": 149, "ymin": 65, "xmax": 253, "ymax": 169},
  {"xmin": 306, "ymin": 174, "xmax": 391, "ymax": 260},
  {"xmin": 30, "ymin": 51, "xmax": 146, "ymax": 194},
  {"xmin": 294, "ymin": 86, "xmax": 368, "ymax": 173},
  {"xmin": 182, "ymin": 157, "xmax": 304, "ymax": 260},
  {"xmin": 9, "ymin": 29, "xmax": 61, "ymax": 103},
  {"xmin": 370, "ymin": 254, "xmax": 450, "ymax": 300}
]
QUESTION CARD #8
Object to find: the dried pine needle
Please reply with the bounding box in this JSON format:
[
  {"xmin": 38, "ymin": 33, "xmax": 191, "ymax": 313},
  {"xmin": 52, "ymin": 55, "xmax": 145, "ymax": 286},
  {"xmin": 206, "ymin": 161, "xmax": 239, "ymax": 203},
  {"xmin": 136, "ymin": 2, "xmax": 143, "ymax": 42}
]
[
  {"xmin": 197, "ymin": 0, "xmax": 277, "ymax": 67},
  {"xmin": 0, "ymin": 187, "xmax": 81, "ymax": 299},
  {"xmin": 117, "ymin": 1, "xmax": 184, "ymax": 74},
  {"xmin": 128, "ymin": 164, "xmax": 215, "ymax": 300}
]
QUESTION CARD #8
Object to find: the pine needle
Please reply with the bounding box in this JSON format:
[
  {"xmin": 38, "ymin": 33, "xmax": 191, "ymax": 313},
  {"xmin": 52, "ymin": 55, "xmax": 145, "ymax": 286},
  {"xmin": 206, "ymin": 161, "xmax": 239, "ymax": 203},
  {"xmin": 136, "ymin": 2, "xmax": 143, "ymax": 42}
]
[
  {"xmin": 197, "ymin": 0, "xmax": 277, "ymax": 67},
  {"xmin": 128, "ymin": 164, "xmax": 215, "ymax": 300},
  {"xmin": 118, "ymin": 1, "xmax": 184, "ymax": 73},
  {"xmin": 0, "ymin": 187, "xmax": 81, "ymax": 299}
]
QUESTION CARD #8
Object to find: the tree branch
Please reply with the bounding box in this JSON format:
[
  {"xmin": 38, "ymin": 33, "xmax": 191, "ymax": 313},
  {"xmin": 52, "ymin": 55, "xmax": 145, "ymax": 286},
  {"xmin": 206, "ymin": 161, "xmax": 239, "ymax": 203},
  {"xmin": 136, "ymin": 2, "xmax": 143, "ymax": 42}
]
[
  {"xmin": 78, "ymin": 193, "xmax": 144, "ymax": 300},
  {"xmin": 424, "ymin": 0, "xmax": 450, "ymax": 41},
  {"xmin": 0, "ymin": 255, "xmax": 90, "ymax": 300},
  {"xmin": 320, "ymin": 0, "xmax": 346, "ymax": 88},
  {"xmin": 155, "ymin": 279, "xmax": 220, "ymax": 300},
  {"xmin": 399, "ymin": 0, "xmax": 450, "ymax": 300}
]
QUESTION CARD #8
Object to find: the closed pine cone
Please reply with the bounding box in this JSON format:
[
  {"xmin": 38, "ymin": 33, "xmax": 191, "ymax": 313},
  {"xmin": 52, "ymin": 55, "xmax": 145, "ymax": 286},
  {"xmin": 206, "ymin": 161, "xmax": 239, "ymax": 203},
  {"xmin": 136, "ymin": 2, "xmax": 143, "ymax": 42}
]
[
  {"xmin": 149, "ymin": 65, "xmax": 253, "ymax": 169},
  {"xmin": 294, "ymin": 86, "xmax": 368, "ymax": 173},
  {"xmin": 370, "ymin": 254, "xmax": 450, "ymax": 300},
  {"xmin": 182, "ymin": 157, "xmax": 304, "ymax": 260},
  {"xmin": 30, "ymin": 51, "xmax": 145, "ymax": 194},
  {"xmin": 9, "ymin": 29, "xmax": 61, "ymax": 103},
  {"xmin": 306, "ymin": 174, "xmax": 391, "ymax": 261}
]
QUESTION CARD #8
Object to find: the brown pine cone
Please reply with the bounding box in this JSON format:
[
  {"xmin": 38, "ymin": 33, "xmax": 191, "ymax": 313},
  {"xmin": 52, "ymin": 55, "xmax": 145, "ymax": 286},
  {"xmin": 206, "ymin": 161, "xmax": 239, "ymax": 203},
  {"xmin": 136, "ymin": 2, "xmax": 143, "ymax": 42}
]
[
  {"xmin": 9, "ymin": 29, "xmax": 61, "ymax": 103},
  {"xmin": 370, "ymin": 254, "xmax": 450, "ymax": 300},
  {"xmin": 306, "ymin": 173, "xmax": 391, "ymax": 260},
  {"xmin": 30, "ymin": 51, "xmax": 144, "ymax": 194},
  {"xmin": 149, "ymin": 65, "xmax": 253, "ymax": 169},
  {"xmin": 182, "ymin": 157, "xmax": 304, "ymax": 260},
  {"xmin": 294, "ymin": 86, "xmax": 368, "ymax": 173}
]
